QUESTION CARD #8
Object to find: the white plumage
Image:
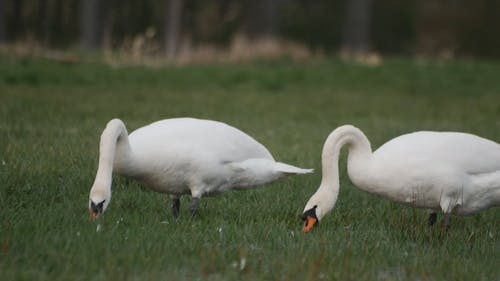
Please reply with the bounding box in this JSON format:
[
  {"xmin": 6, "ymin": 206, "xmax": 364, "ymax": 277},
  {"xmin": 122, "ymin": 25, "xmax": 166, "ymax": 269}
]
[
  {"xmin": 301, "ymin": 125, "xmax": 500, "ymax": 231},
  {"xmin": 88, "ymin": 118, "xmax": 312, "ymax": 219}
]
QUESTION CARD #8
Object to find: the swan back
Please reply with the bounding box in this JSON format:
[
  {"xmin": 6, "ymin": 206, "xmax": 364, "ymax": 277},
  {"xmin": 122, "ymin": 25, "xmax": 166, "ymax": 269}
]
[
  {"xmin": 373, "ymin": 131, "xmax": 500, "ymax": 175},
  {"xmin": 128, "ymin": 118, "xmax": 274, "ymax": 165}
]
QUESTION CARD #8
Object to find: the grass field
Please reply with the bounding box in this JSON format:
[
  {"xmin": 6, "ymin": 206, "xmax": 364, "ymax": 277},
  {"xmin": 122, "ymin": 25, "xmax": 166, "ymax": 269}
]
[{"xmin": 1, "ymin": 56, "xmax": 499, "ymax": 280}]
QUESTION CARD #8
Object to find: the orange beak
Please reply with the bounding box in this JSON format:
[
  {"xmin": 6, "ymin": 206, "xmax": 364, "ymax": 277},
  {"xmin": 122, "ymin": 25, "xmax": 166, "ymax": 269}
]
[
  {"xmin": 302, "ymin": 215, "xmax": 318, "ymax": 233},
  {"xmin": 89, "ymin": 208, "xmax": 100, "ymax": 221}
]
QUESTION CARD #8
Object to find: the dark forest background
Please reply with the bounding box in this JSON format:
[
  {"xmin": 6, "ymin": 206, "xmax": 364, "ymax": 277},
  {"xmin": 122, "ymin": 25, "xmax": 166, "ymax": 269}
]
[{"xmin": 0, "ymin": 0, "xmax": 499, "ymax": 60}]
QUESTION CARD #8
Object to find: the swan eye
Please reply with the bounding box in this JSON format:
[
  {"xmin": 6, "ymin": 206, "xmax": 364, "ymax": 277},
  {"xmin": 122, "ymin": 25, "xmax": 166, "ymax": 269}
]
[{"xmin": 99, "ymin": 200, "xmax": 106, "ymax": 208}]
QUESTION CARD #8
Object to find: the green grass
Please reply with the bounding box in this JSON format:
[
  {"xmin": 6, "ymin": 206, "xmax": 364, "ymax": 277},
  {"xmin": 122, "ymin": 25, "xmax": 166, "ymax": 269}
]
[{"xmin": 1, "ymin": 56, "xmax": 499, "ymax": 280}]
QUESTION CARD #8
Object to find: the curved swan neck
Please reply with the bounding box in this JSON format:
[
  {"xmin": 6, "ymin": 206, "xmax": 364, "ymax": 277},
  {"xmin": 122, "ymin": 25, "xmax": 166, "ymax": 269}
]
[
  {"xmin": 320, "ymin": 125, "xmax": 372, "ymax": 186},
  {"xmin": 93, "ymin": 119, "xmax": 132, "ymax": 190},
  {"xmin": 305, "ymin": 125, "xmax": 373, "ymax": 220}
]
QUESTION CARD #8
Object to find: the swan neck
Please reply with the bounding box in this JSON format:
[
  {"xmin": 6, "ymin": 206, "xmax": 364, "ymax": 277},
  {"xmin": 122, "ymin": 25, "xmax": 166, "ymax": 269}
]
[
  {"xmin": 319, "ymin": 125, "xmax": 372, "ymax": 200},
  {"xmin": 93, "ymin": 119, "xmax": 132, "ymax": 191},
  {"xmin": 320, "ymin": 125, "xmax": 372, "ymax": 184}
]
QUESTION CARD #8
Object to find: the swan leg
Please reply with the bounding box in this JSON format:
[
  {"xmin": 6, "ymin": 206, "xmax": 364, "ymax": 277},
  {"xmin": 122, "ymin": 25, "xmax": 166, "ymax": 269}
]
[
  {"xmin": 441, "ymin": 213, "xmax": 451, "ymax": 230},
  {"xmin": 439, "ymin": 196, "xmax": 457, "ymax": 230},
  {"xmin": 189, "ymin": 197, "xmax": 200, "ymax": 217},
  {"xmin": 170, "ymin": 195, "xmax": 181, "ymax": 218},
  {"xmin": 428, "ymin": 212, "xmax": 438, "ymax": 226}
]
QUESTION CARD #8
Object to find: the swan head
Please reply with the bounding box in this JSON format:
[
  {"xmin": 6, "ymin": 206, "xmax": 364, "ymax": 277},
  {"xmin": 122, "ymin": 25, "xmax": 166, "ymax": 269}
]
[
  {"xmin": 300, "ymin": 186, "xmax": 337, "ymax": 232},
  {"xmin": 300, "ymin": 205, "xmax": 319, "ymax": 232},
  {"xmin": 89, "ymin": 187, "xmax": 111, "ymax": 220}
]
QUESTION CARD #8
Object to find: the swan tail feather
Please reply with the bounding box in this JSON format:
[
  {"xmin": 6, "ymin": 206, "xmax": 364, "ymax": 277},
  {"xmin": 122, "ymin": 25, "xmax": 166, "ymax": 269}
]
[{"xmin": 274, "ymin": 162, "xmax": 313, "ymax": 175}]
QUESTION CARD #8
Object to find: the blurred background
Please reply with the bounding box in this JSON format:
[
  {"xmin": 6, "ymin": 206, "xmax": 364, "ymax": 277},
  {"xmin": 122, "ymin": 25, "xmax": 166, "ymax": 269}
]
[{"xmin": 1, "ymin": 0, "xmax": 499, "ymax": 63}]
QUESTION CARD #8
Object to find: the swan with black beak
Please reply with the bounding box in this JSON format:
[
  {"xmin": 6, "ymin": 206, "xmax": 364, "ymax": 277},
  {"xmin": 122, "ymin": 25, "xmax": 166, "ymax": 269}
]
[{"xmin": 89, "ymin": 118, "xmax": 312, "ymax": 220}]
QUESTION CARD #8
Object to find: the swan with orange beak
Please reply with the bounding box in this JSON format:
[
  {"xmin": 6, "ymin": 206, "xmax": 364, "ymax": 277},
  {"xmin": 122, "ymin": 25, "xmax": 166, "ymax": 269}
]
[{"xmin": 301, "ymin": 125, "xmax": 500, "ymax": 232}]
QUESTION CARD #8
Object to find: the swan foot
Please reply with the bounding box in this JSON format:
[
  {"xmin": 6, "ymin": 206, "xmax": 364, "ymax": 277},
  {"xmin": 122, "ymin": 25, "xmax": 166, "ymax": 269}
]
[
  {"xmin": 171, "ymin": 197, "xmax": 180, "ymax": 218},
  {"xmin": 428, "ymin": 212, "xmax": 437, "ymax": 226},
  {"xmin": 189, "ymin": 197, "xmax": 200, "ymax": 218}
]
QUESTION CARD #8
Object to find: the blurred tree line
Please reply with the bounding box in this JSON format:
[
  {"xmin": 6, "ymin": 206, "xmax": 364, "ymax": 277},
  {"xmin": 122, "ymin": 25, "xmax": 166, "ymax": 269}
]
[{"xmin": 0, "ymin": 0, "xmax": 499, "ymax": 59}]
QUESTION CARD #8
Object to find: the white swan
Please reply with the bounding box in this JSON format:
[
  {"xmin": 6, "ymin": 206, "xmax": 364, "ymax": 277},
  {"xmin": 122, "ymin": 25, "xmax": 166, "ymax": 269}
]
[
  {"xmin": 88, "ymin": 118, "xmax": 312, "ymax": 220},
  {"xmin": 301, "ymin": 125, "xmax": 500, "ymax": 232}
]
